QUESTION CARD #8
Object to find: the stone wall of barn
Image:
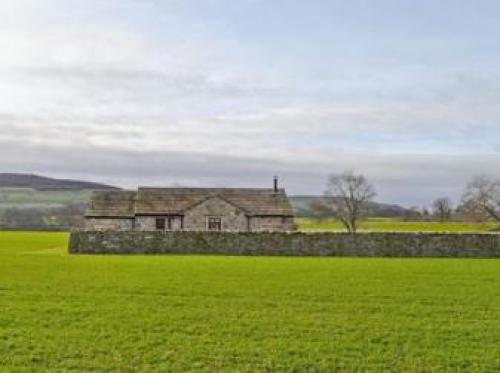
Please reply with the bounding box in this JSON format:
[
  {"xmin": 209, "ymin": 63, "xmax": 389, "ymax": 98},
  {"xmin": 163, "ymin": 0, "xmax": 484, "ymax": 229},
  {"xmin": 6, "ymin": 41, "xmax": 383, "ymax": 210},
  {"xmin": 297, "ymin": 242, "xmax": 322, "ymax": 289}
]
[
  {"xmin": 70, "ymin": 231, "xmax": 500, "ymax": 257},
  {"xmin": 84, "ymin": 214, "xmax": 294, "ymax": 232},
  {"xmin": 84, "ymin": 218, "xmax": 134, "ymax": 231},
  {"xmin": 183, "ymin": 196, "xmax": 249, "ymax": 231},
  {"xmin": 135, "ymin": 216, "xmax": 183, "ymax": 231}
]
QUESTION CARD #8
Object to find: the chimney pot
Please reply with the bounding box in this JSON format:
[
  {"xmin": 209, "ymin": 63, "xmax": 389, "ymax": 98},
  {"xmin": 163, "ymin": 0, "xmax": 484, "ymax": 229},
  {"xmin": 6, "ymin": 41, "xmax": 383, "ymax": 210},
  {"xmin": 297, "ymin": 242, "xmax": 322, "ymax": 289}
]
[{"xmin": 273, "ymin": 176, "xmax": 278, "ymax": 192}]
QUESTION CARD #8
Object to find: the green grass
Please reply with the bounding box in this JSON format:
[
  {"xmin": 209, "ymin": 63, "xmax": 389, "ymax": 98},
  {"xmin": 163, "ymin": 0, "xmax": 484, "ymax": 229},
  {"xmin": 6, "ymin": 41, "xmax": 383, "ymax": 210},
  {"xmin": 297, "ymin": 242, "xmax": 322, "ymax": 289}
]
[
  {"xmin": 298, "ymin": 217, "xmax": 500, "ymax": 232},
  {"xmin": 1, "ymin": 232, "xmax": 500, "ymax": 371}
]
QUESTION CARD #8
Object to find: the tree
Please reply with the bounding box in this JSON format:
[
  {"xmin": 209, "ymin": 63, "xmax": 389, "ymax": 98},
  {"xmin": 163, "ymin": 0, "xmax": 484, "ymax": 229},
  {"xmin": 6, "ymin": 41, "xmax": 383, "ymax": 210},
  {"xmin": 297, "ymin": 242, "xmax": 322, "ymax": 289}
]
[
  {"xmin": 456, "ymin": 198, "xmax": 489, "ymax": 222},
  {"xmin": 421, "ymin": 207, "xmax": 430, "ymax": 220},
  {"xmin": 308, "ymin": 198, "xmax": 334, "ymax": 221},
  {"xmin": 2, "ymin": 208, "xmax": 46, "ymax": 228},
  {"xmin": 403, "ymin": 206, "xmax": 421, "ymax": 221},
  {"xmin": 461, "ymin": 176, "xmax": 500, "ymax": 222},
  {"xmin": 52, "ymin": 203, "xmax": 86, "ymax": 228},
  {"xmin": 324, "ymin": 170, "xmax": 376, "ymax": 233},
  {"xmin": 432, "ymin": 197, "xmax": 453, "ymax": 222}
]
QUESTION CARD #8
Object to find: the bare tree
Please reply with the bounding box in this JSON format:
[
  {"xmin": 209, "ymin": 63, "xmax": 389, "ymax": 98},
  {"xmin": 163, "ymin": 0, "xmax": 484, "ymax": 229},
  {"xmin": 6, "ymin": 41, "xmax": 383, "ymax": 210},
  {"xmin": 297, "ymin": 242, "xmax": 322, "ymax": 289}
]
[
  {"xmin": 325, "ymin": 170, "xmax": 376, "ymax": 233},
  {"xmin": 403, "ymin": 206, "xmax": 421, "ymax": 221},
  {"xmin": 456, "ymin": 199, "xmax": 489, "ymax": 222},
  {"xmin": 308, "ymin": 198, "xmax": 334, "ymax": 221},
  {"xmin": 432, "ymin": 197, "xmax": 453, "ymax": 222},
  {"xmin": 461, "ymin": 176, "xmax": 500, "ymax": 222}
]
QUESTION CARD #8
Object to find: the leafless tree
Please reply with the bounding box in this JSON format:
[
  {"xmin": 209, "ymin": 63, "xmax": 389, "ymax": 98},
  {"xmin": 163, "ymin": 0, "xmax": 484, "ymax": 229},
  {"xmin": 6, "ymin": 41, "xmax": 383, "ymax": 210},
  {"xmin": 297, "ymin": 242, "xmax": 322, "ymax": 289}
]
[
  {"xmin": 456, "ymin": 199, "xmax": 489, "ymax": 222},
  {"xmin": 403, "ymin": 206, "xmax": 421, "ymax": 221},
  {"xmin": 325, "ymin": 170, "xmax": 376, "ymax": 233},
  {"xmin": 432, "ymin": 197, "xmax": 453, "ymax": 222},
  {"xmin": 461, "ymin": 176, "xmax": 500, "ymax": 222},
  {"xmin": 308, "ymin": 198, "xmax": 334, "ymax": 221}
]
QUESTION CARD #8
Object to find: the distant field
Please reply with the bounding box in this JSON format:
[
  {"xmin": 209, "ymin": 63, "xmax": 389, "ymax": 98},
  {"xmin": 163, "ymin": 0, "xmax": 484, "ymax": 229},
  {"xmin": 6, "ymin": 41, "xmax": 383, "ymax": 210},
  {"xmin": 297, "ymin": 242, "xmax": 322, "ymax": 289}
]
[
  {"xmin": 1, "ymin": 232, "xmax": 500, "ymax": 370},
  {"xmin": 0, "ymin": 187, "xmax": 93, "ymax": 210},
  {"xmin": 298, "ymin": 217, "xmax": 500, "ymax": 232}
]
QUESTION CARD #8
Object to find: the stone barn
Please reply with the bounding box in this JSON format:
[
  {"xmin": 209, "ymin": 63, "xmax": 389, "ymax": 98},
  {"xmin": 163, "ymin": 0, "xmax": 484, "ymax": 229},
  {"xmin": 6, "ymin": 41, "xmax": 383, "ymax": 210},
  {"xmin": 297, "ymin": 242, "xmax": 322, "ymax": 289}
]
[{"xmin": 84, "ymin": 180, "xmax": 295, "ymax": 232}]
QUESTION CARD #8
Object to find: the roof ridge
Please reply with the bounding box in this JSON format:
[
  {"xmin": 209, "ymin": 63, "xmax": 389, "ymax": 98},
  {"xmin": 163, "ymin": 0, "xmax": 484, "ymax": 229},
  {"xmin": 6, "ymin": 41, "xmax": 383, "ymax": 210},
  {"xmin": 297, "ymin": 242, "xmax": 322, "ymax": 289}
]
[{"xmin": 137, "ymin": 187, "xmax": 282, "ymax": 191}]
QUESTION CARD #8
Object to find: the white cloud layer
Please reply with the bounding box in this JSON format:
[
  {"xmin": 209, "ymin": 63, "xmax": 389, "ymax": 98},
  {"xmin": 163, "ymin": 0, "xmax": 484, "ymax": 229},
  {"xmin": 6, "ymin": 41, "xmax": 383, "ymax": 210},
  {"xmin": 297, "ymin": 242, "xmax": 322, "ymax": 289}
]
[{"xmin": 1, "ymin": 0, "xmax": 500, "ymax": 206}]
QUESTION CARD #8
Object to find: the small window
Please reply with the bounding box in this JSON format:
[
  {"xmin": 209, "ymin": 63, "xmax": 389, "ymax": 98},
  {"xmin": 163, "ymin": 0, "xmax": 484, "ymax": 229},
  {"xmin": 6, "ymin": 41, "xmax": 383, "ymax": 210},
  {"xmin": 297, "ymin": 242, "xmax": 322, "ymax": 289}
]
[
  {"xmin": 156, "ymin": 218, "xmax": 165, "ymax": 231},
  {"xmin": 167, "ymin": 216, "xmax": 173, "ymax": 231},
  {"xmin": 207, "ymin": 217, "xmax": 222, "ymax": 231}
]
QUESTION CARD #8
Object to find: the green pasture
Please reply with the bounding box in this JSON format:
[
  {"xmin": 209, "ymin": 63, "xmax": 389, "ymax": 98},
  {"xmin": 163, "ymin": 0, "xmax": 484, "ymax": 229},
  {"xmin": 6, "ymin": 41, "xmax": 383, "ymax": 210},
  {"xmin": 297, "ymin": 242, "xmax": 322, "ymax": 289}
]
[
  {"xmin": 298, "ymin": 217, "xmax": 500, "ymax": 232},
  {"xmin": 1, "ymin": 232, "xmax": 500, "ymax": 371},
  {"xmin": 0, "ymin": 187, "xmax": 93, "ymax": 210}
]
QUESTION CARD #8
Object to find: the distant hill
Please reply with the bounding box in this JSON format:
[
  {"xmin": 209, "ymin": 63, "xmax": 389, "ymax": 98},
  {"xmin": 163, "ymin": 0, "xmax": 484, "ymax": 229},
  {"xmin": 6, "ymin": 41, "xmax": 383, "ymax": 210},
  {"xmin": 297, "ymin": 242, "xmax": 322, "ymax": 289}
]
[
  {"xmin": 0, "ymin": 173, "xmax": 119, "ymax": 229},
  {"xmin": 0, "ymin": 173, "xmax": 119, "ymax": 191},
  {"xmin": 290, "ymin": 195, "xmax": 410, "ymax": 218}
]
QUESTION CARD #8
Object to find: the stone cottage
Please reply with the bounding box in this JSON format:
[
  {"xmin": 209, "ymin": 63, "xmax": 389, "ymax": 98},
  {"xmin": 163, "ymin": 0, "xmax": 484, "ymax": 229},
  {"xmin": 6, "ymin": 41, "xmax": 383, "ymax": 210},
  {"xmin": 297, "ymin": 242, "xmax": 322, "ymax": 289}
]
[{"xmin": 84, "ymin": 180, "xmax": 295, "ymax": 232}]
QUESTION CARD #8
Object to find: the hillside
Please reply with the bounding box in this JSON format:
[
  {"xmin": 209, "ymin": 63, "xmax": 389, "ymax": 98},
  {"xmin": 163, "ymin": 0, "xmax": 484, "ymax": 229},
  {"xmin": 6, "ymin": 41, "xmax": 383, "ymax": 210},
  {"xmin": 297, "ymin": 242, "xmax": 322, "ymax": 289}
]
[
  {"xmin": 0, "ymin": 174, "xmax": 119, "ymax": 229},
  {"xmin": 0, "ymin": 173, "xmax": 118, "ymax": 191},
  {"xmin": 290, "ymin": 195, "xmax": 410, "ymax": 218}
]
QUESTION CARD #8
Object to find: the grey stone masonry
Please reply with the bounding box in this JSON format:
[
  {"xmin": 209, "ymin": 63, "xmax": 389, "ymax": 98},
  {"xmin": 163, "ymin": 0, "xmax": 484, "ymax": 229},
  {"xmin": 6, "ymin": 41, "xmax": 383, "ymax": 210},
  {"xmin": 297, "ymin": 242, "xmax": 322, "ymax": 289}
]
[
  {"xmin": 69, "ymin": 231, "xmax": 500, "ymax": 257},
  {"xmin": 85, "ymin": 187, "xmax": 295, "ymax": 232},
  {"xmin": 84, "ymin": 218, "xmax": 134, "ymax": 231}
]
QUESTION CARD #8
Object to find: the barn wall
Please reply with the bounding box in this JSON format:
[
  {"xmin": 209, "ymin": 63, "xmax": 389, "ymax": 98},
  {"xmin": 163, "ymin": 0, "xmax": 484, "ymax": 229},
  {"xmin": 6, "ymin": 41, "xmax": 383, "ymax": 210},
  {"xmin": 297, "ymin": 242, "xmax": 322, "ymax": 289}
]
[
  {"xmin": 135, "ymin": 216, "xmax": 182, "ymax": 231},
  {"xmin": 84, "ymin": 218, "xmax": 134, "ymax": 231},
  {"xmin": 183, "ymin": 197, "xmax": 248, "ymax": 231}
]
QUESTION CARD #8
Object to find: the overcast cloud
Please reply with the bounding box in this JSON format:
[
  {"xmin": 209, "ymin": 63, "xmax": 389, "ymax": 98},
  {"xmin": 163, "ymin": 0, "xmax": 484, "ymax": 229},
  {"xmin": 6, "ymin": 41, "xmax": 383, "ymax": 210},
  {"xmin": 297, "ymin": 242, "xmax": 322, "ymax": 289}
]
[{"xmin": 1, "ymin": 0, "xmax": 500, "ymax": 206}]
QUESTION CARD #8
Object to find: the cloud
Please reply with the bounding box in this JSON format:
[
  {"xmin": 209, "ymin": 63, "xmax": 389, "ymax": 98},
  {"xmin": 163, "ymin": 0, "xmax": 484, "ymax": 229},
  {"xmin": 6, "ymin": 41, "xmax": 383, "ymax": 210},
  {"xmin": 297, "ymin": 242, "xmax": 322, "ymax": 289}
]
[
  {"xmin": 0, "ymin": 0, "xmax": 499, "ymax": 206},
  {"xmin": 1, "ymin": 138, "xmax": 499, "ymax": 206}
]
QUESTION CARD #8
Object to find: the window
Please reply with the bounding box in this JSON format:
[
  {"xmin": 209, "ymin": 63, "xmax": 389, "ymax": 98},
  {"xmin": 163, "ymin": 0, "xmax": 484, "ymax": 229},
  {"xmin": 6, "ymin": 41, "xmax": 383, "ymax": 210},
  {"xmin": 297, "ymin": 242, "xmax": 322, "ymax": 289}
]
[
  {"xmin": 207, "ymin": 217, "xmax": 222, "ymax": 231},
  {"xmin": 155, "ymin": 218, "xmax": 165, "ymax": 231},
  {"xmin": 156, "ymin": 216, "xmax": 176, "ymax": 231}
]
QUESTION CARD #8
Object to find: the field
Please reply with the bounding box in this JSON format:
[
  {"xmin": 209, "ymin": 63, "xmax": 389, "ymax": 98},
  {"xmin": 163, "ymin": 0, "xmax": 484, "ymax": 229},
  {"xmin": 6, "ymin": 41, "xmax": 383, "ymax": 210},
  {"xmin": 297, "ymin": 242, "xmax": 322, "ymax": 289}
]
[
  {"xmin": 298, "ymin": 217, "xmax": 500, "ymax": 232},
  {"xmin": 0, "ymin": 187, "xmax": 93, "ymax": 210},
  {"xmin": 1, "ymin": 232, "xmax": 500, "ymax": 370}
]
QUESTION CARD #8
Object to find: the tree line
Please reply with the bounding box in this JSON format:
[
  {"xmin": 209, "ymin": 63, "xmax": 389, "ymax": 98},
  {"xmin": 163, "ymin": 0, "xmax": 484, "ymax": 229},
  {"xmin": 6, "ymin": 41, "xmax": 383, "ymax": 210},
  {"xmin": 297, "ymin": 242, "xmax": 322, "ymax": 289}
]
[
  {"xmin": 0, "ymin": 204, "xmax": 85, "ymax": 230},
  {"xmin": 310, "ymin": 171, "xmax": 500, "ymax": 233}
]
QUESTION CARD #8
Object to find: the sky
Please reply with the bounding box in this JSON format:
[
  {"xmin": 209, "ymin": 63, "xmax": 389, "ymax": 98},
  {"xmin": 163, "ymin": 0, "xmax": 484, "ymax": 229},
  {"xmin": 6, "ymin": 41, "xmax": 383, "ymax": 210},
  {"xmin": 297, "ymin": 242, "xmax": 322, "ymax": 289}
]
[{"xmin": 1, "ymin": 0, "xmax": 500, "ymax": 206}]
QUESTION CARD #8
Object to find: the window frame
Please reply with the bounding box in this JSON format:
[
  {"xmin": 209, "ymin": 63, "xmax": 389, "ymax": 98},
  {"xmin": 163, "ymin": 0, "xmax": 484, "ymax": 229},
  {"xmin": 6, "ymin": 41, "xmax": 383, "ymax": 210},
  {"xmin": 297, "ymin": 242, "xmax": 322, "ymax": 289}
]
[
  {"xmin": 155, "ymin": 217, "xmax": 166, "ymax": 231},
  {"xmin": 207, "ymin": 216, "xmax": 222, "ymax": 231}
]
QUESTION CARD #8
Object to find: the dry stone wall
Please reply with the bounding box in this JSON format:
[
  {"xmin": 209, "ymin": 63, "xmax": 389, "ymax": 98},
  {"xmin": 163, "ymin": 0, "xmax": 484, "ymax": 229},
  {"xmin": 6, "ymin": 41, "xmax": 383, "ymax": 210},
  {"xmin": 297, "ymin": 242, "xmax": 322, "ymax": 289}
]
[{"xmin": 69, "ymin": 231, "xmax": 500, "ymax": 257}]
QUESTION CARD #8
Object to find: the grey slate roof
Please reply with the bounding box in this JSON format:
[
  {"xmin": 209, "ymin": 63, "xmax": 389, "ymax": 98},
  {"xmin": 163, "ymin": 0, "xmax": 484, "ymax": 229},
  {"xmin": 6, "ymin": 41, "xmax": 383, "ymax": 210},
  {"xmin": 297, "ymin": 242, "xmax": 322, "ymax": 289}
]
[
  {"xmin": 86, "ymin": 191, "xmax": 136, "ymax": 218},
  {"xmin": 86, "ymin": 187, "xmax": 294, "ymax": 218}
]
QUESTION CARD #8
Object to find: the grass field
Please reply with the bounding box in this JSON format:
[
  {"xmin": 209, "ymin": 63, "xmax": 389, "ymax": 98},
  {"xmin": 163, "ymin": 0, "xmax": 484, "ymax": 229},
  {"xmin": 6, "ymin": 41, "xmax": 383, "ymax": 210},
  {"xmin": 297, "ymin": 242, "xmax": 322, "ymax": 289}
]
[
  {"xmin": 1, "ymin": 232, "xmax": 500, "ymax": 370},
  {"xmin": 0, "ymin": 187, "xmax": 93, "ymax": 210},
  {"xmin": 298, "ymin": 217, "xmax": 500, "ymax": 232}
]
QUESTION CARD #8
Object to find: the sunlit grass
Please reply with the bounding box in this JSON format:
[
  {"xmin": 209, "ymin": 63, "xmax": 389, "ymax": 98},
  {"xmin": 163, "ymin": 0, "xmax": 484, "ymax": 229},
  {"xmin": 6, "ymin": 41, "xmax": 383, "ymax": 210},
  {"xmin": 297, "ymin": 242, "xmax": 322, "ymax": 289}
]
[
  {"xmin": 297, "ymin": 217, "xmax": 500, "ymax": 232},
  {"xmin": 1, "ymin": 231, "xmax": 500, "ymax": 370}
]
